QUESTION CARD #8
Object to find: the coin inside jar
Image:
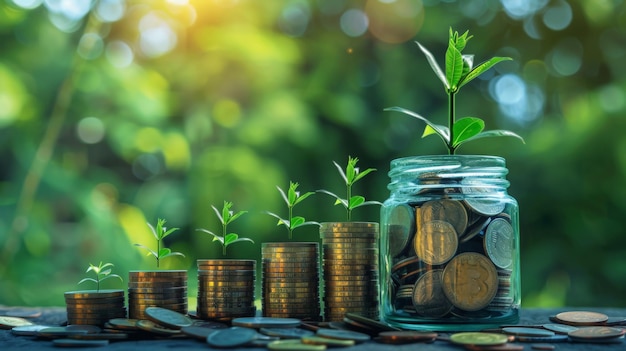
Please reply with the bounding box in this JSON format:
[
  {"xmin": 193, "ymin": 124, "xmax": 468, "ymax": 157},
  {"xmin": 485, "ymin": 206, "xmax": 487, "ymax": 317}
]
[
  {"xmin": 442, "ymin": 252, "xmax": 498, "ymax": 312},
  {"xmin": 412, "ymin": 269, "xmax": 453, "ymax": 318},
  {"xmin": 414, "ymin": 220, "xmax": 458, "ymax": 265}
]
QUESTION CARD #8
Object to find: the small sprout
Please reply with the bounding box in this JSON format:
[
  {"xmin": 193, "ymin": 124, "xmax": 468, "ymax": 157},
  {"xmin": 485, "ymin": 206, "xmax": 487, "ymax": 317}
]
[
  {"xmin": 135, "ymin": 218, "xmax": 185, "ymax": 268},
  {"xmin": 196, "ymin": 201, "xmax": 254, "ymax": 256},
  {"xmin": 318, "ymin": 156, "xmax": 382, "ymax": 221},
  {"xmin": 266, "ymin": 181, "xmax": 319, "ymax": 240},
  {"xmin": 385, "ymin": 28, "xmax": 524, "ymax": 155},
  {"xmin": 77, "ymin": 261, "xmax": 122, "ymax": 292}
]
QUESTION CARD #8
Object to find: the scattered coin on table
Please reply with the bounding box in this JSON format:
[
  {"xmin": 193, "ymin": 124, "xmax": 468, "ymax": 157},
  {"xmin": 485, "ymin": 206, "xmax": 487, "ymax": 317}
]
[
  {"xmin": 0, "ymin": 316, "xmax": 35, "ymax": 329},
  {"xmin": 144, "ymin": 306, "xmax": 193, "ymax": 329},
  {"xmin": 232, "ymin": 316, "xmax": 301, "ymax": 328},
  {"xmin": 375, "ymin": 330, "xmax": 438, "ymax": 344},
  {"xmin": 52, "ymin": 338, "xmax": 109, "ymax": 347},
  {"xmin": 316, "ymin": 328, "xmax": 371, "ymax": 343},
  {"xmin": 301, "ymin": 335, "xmax": 354, "ymax": 347},
  {"xmin": 206, "ymin": 326, "xmax": 259, "ymax": 348},
  {"xmin": 268, "ymin": 339, "xmax": 327, "ymax": 351},
  {"xmin": 450, "ymin": 332, "xmax": 509, "ymax": 346}
]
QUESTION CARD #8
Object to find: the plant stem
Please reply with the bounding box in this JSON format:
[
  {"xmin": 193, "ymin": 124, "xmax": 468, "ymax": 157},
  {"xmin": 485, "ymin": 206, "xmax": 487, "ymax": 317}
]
[
  {"xmin": 288, "ymin": 204, "xmax": 293, "ymax": 240},
  {"xmin": 346, "ymin": 183, "xmax": 352, "ymax": 222},
  {"xmin": 448, "ymin": 90, "xmax": 456, "ymax": 155},
  {"xmin": 157, "ymin": 239, "xmax": 160, "ymax": 268},
  {"xmin": 223, "ymin": 222, "xmax": 228, "ymax": 256}
]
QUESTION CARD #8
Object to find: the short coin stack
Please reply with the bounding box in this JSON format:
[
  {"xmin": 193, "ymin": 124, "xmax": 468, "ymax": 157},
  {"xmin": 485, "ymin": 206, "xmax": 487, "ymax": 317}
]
[
  {"xmin": 196, "ymin": 259, "xmax": 256, "ymax": 320},
  {"xmin": 321, "ymin": 222, "xmax": 380, "ymax": 321},
  {"xmin": 128, "ymin": 270, "xmax": 187, "ymax": 320},
  {"xmin": 64, "ymin": 290, "xmax": 126, "ymax": 326},
  {"xmin": 262, "ymin": 242, "xmax": 321, "ymax": 320}
]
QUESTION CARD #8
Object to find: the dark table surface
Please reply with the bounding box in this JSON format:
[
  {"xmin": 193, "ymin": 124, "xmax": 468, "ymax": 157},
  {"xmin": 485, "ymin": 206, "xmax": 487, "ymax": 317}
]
[{"xmin": 1, "ymin": 306, "xmax": 625, "ymax": 350}]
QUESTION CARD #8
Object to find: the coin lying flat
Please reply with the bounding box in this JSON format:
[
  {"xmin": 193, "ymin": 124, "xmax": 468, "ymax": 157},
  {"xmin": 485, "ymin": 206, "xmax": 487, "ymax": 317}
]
[
  {"xmin": 316, "ymin": 328, "xmax": 370, "ymax": 343},
  {"xmin": 260, "ymin": 328, "xmax": 314, "ymax": 339},
  {"xmin": 542, "ymin": 323, "xmax": 578, "ymax": 334},
  {"xmin": 502, "ymin": 327, "xmax": 555, "ymax": 337},
  {"xmin": 554, "ymin": 311, "xmax": 608, "ymax": 326},
  {"xmin": 344, "ymin": 313, "xmax": 400, "ymax": 332},
  {"xmin": 11, "ymin": 325, "xmax": 54, "ymax": 336},
  {"xmin": 376, "ymin": 331, "xmax": 438, "ymax": 344},
  {"xmin": 136, "ymin": 320, "xmax": 180, "ymax": 335},
  {"xmin": 232, "ymin": 317, "xmax": 301, "ymax": 328},
  {"xmin": 302, "ymin": 335, "xmax": 355, "ymax": 347},
  {"xmin": 450, "ymin": 332, "xmax": 508, "ymax": 346},
  {"xmin": 144, "ymin": 306, "xmax": 192, "ymax": 329},
  {"xmin": 206, "ymin": 327, "xmax": 258, "ymax": 348},
  {"xmin": 268, "ymin": 339, "xmax": 327, "ymax": 351},
  {"xmin": 0, "ymin": 316, "xmax": 35, "ymax": 329},
  {"xmin": 568, "ymin": 326, "xmax": 626, "ymax": 341}
]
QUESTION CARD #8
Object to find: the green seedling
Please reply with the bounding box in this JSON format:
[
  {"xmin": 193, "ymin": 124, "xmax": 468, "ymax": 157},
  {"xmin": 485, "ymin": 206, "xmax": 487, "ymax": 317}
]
[
  {"xmin": 196, "ymin": 201, "xmax": 254, "ymax": 255},
  {"xmin": 135, "ymin": 218, "xmax": 185, "ymax": 268},
  {"xmin": 318, "ymin": 156, "xmax": 381, "ymax": 221},
  {"xmin": 77, "ymin": 261, "xmax": 122, "ymax": 292},
  {"xmin": 266, "ymin": 181, "xmax": 319, "ymax": 240},
  {"xmin": 385, "ymin": 28, "xmax": 524, "ymax": 155}
]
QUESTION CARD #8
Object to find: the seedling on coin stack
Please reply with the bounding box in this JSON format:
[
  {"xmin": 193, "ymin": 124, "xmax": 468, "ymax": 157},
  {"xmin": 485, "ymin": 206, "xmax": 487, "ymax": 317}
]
[
  {"xmin": 318, "ymin": 156, "xmax": 381, "ymax": 221},
  {"xmin": 77, "ymin": 261, "xmax": 122, "ymax": 292},
  {"xmin": 195, "ymin": 201, "xmax": 257, "ymax": 319},
  {"xmin": 196, "ymin": 201, "xmax": 254, "ymax": 255},
  {"xmin": 316, "ymin": 156, "xmax": 382, "ymax": 321},
  {"xmin": 65, "ymin": 262, "xmax": 126, "ymax": 326},
  {"xmin": 266, "ymin": 181, "xmax": 319, "ymax": 240},
  {"xmin": 134, "ymin": 218, "xmax": 185, "ymax": 268}
]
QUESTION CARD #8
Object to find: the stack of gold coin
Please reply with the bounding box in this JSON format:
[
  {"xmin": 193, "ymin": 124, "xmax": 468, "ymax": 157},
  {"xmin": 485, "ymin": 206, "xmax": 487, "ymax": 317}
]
[
  {"xmin": 196, "ymin": 259, "xmax": 256, "ymax": 320},
  {"xmin": 64, "ymin": 290, "xmax": 126, "ymax": 326},
  {"xmin": 321, "ymin": 222, "xmax": 379, "ymax": 321},
  {"xmin": 127, "ymin": 270, "xmax": 187, "ymax": 320},
  {"xmin": 262, "ymin": 242, "xmax": 320, "ymax": 320}
]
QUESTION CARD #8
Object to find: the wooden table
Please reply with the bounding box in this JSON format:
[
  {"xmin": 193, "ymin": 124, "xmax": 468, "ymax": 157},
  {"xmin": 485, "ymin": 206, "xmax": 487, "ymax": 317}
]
[{"xmin": 1, "ymin": 306, "xmax": 625, "ymax": 350}]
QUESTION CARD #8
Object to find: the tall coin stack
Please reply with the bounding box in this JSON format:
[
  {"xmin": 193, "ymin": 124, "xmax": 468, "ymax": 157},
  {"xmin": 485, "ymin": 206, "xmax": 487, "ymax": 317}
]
[
  {"xmin": 128, "ymin": 270, "xmax": 187, "ymax": 320},
  {"xmin": 196, "ymin": 259, "xmax": 256, "ymax": 320},
  {"xmin": 65, "ymin": 290, "xmax": 126, "ymax": 326},
  {"xmin": 262, "ymin": 242, "xmax": 321, "ymax": 320},
  {"xmin": 321, "ymin": 222, "xmax": 380, "ymax": 322}
]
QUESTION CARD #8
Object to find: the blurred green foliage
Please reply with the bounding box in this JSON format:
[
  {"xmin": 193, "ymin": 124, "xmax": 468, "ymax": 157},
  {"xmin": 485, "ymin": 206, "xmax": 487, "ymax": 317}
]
[{"xmin": 1, "ymin": 0, "xmax": 626, "ymax": 309}]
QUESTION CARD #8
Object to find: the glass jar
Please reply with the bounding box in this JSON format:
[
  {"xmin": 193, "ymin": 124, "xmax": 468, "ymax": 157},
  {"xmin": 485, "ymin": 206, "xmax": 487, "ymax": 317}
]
[{"xmin": 379, "ymin": 155, "xmax": 520, "ymax": 331}]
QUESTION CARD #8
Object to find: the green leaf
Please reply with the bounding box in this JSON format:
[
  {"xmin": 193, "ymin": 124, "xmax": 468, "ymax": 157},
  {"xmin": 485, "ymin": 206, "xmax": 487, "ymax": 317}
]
[
  {"xmin": 227, "ymin": 210, "xmax": 247, "ymax": 225},
  {"xmin": 287, "ymin": 182, "xmax": 298, "ymax": 205},
  {"xmin": 332, "ymin": 160, "xmax": 349, "ymax": 185},
  {"xmin": 385, "ymin": 106, "xmax": 450, "ymax": 143},
  {"xmin": 160, "ymin": 226, "xmax": 179, "ymax": 240},
  {"xmin": 99, "ymin": 274, "xmax": 123, "ymax": 283},
  {"xmin": 353, "ymin": 167, "xmax": 376, "ymax": 184},
  {"xmin": 317, "ymin": 190, "xmax": 348, "ymax": 209},
  {"xmin": 461, "ymin": 54, "xmax": 474, "ymax": 79},
  {"xmin": 452, "ymin": 117, "xmax": 485, "ymax": 147},
  {"xmin": 460, "ymin": 129, "xmax": 526, "ymax": 146},
  {"xmin": 266, "ymin": 211, "xmax": 289, "ymax": 228},
  {"xmin": 224, "ymin": 233, "xmax": 238, "ymax": 246},
  {"xmin": 211, "ymin": 204, "xmax": 224, "ymax": 224},
  {"xmin": 225, "ymin": 236, "xmax": 254, "ymax": 247},
  {"xmin": 348, "ymin": 196, "xmax": 365, "ymax": 209},
  {"xmin": 415, "ymin": 41, "xmax": 449, "ymax": 90},
  {"xmin": 445, "ymin": 43, "xmax": 463, "ymax": 90},
  {"xmin": 458, "ymin": 56, "xmax": 512, "ymax": 89},
  {"xmin": 158, "ymin": 248, "xmax": 171, "ymax": 258},
  {"xmin": 345, "ymin": 157, "xmax": 357, "ymax": 184},
  {"xmin": 160, "ymin": 251, "xmax": 185, "ymax": 259},
  {"xmin": 134, "ymin": 243, "xmax": 157, "ymax": 258},
  {"xmin": 100, "ymin": 268, "xmax": 112, "ymax": 276},
  {"xmin": 293, "ymin": 191, "xmax": 315, "ymax": 206},
  {"xmin": 290, "ymin": 216, "xmax": 305, "ymax": 228}
]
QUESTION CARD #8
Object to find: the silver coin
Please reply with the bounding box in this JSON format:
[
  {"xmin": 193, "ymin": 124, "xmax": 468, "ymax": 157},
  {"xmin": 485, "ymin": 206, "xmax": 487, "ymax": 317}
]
[
  {"xmin": 316, "ymin": 328, "xmax": 371, "ymax": 343},
  {"xmin": 11, "ymin": 325, "xmax": 53, "ymax": 336},
  {"xmin": 144, "ymin": 306, "xmax": 192, "ymax": 329},
  {"xmin": 206, "ymin": 327, "xmax": 258, "ymax": 348},
  {"xmin": 260, "ymin": 327, "xmax": 314, "ymax": 339},
  {"xmin": 484, "ymin": 218, "xmax": 514, "ymax": 269},
  {"xmin": 232, "ymin": 317, "xmax": 301, "ymax": 328}
]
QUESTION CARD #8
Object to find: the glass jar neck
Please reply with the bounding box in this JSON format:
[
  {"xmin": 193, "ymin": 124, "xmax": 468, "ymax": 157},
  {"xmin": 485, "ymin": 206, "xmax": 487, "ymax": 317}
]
[{"xmin": 387, "ymin": 155, "xmax": 509, "ymax": 195}]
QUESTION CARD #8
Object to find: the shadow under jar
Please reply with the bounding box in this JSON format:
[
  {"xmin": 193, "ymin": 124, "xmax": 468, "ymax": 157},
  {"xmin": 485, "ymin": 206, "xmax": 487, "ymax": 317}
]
[{"xmin": 379, "ymin": 155, "xmax": 520, "ymax": 331}]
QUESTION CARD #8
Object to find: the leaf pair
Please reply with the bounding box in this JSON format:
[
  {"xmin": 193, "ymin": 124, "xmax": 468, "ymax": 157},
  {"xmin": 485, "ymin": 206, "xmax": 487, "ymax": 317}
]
[{"xmin": 196, "ymin": 201, "xmax": 254, "ymax": 256}]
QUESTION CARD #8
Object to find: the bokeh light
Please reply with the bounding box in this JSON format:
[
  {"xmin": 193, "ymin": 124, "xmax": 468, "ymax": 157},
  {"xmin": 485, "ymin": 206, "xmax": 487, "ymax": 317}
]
[
  {"xmin": 340, "ymin": 9, "xmax": 369, "ymax": 37},
  {"xmin": 76, "ymin": 117, "xmax": 106, "ymax": 144},
  {"xmin": 365, "ymin": 0, "xmax": 424, "ymax": 44},
  {"xmin": 139, "ymin": 12, "xmax": 177, "ymax": 58},
  {"xmin": 106, "ymin": 40, "xmax": 134, "ymax": 68},
  {"xmin": 95, "ymin": 0, "xmax": 126, "ymax": 23}
]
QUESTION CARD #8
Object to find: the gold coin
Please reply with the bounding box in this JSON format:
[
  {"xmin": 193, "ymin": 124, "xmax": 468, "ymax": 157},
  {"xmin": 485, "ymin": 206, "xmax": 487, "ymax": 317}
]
[
  {"xmin": 442, "ymin": 252, "xmax": 498, "ymax": 311},
  {"xmin": 129, "ymin": 270, "xmax": 186, "ymax": 277},
  {"xmin": 136, "ymin": 319, "xmax": 180, "ymax": 335},
  {"xmin": 64, "ymin": 290, "xmax": 124, "ymax": 299},
  {"xmin": 420, "ymin": 199, "xmax": 468, "ymax": 237},
  {"xmin": 391, "ymin": 256, "xmax": 421, "ymax": 273},
  {"xmin": 555, "ymin": 311, "xmax": 609, "ymax": 326},
  {"xmin": 412, "ymin": 269, "xmax": 452, "ymax": 318},
  {"xmin": 320, "ymin": 222, "xmax": 378, "ymax": 230},
  {"xmin": 414, "ymin": 220, "xmax": 458, "ymax": 265}
]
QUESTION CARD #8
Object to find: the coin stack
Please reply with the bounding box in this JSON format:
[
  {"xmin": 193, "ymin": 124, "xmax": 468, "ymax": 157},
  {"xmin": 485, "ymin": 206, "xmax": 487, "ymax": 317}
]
[
  {"xmin": 196, "ymin": 259, "xmax": 256, "ymax": 320},
  {"xmin": 262, "ymin": 242, "xmax": 321, "ymax": 320},
  {"xmin": 64, "ymin": 290, "xmax": 126, "ymax": 326},
  {"xmin": 127, "ymin": 270, "xmax": 187, "ymax": 320},
  {"xmin": 321, "ymin": 222, "xmax": 379, "ymax": 322},
  {"xmin": 386, "ymin": 197, "xmax": 517, "ymax": 319}
]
